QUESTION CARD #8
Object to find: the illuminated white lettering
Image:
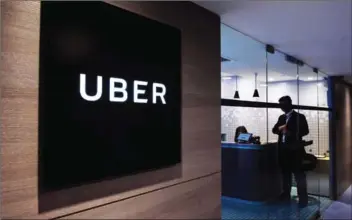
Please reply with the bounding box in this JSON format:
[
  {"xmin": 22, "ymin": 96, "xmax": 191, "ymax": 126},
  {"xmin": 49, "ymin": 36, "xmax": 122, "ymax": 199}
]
[
  {"xmin": 153, "ymin": 83, "xmax": 166, "ymax": 104},
  {"xmin": 79, "ymin": 74, "xmax": 167, "ymax": 104},
  {"xmin": 79, "ymin": 73, "xmax": 102, "ymax": 101},
  {"xmin": 133, "ymin": 80, "xmax": 148, "ymax": 103},
  {"xmin": 110, "ymin": 78, "xmax": 128, "ymax": 102}
]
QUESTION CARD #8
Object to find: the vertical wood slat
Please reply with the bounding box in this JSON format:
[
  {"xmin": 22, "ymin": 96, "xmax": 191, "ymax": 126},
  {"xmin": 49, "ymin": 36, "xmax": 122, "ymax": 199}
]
[{"xmin": 1, "ymin": 1, "xmax": 40, "ymax": 218}]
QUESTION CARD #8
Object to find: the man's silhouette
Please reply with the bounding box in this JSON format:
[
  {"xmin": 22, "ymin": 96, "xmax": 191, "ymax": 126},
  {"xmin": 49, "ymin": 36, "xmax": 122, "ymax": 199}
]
[{"xmin": 272, "ymin": 96, "xmax": 309, "ymax": 207}]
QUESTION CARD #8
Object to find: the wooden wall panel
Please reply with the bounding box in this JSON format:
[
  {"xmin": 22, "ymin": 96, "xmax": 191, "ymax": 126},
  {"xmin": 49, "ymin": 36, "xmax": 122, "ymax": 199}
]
[
  {"xmin": 332, "ymin": 78, "xmax": 352, "ymax": 197},
  {"xmin": 0, "ymin": 1, "xmax": 221, "ymax": 219},
  {"xmin": 1, "ymin": 1, "xmax": 40, "ymax": 218},
  {"xmin": 61, "ymin": 173, "xmax": 221, "ymax": 219}
]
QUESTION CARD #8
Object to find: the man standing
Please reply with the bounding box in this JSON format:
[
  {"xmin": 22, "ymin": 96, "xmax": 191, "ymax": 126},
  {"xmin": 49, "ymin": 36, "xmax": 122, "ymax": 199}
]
[{"xmin": 272, "ymin": 96, "xmax": 309, "ymax": 208}]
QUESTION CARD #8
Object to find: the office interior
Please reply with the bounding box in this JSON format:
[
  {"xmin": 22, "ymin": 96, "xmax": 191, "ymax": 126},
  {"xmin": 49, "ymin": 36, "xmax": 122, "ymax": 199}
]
[
  {"xmin": 220, "ymin": 23, "xmax": 333, "ymax": 218},
  {"xmin": 2, "ymin": 1, "xmax": 351, "ymax": 219}
]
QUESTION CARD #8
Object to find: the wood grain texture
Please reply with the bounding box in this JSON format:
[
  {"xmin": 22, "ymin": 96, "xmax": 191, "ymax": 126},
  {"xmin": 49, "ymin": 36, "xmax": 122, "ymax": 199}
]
[
  {"xmin": 0, "ymin": 1, "xmax": 221, "ymax": 219},
  {"xmin": 1, "ymin": 1, "xmax": 40, "ymax": 218},
  {"xmin": 60, "ymin": 173, "xmax": 221, "ymax": 219},
  {"xmin": 332, "ymin": 78, "xmax": 352, "ymax": 197}
]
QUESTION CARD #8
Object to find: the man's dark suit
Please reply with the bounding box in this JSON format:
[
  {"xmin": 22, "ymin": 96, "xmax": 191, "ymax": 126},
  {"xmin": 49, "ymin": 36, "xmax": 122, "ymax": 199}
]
[{"xmin": 272, "ymin": 110, "xmax": 309, "ymax": 203}]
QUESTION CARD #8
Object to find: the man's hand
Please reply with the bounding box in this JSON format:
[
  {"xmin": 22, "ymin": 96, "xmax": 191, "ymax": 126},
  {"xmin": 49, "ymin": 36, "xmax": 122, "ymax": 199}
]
[{"xmin": 278, "ymin": 124, "xmax": 288, "ymax": 134}]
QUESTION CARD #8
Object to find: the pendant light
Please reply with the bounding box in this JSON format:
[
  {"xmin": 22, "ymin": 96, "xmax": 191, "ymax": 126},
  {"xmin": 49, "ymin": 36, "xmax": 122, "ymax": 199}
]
[
  {"xmin": 234, "ymin": 76, "xmax": 240, "ymax": 99},
  {"xmin": 253, "ymin": 72, "xmax": 260, "ymax": 98}
]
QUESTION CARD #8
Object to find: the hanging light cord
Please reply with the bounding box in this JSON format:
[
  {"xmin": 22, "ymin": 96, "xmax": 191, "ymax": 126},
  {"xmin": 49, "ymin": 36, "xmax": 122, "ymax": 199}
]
[
  {"xmin": 255, "ymin": 73, "xmax": 258, "ymax": 89},
  {"xmin": 236, "ymin": 76, "xmax": 238, "ymax": 90}
]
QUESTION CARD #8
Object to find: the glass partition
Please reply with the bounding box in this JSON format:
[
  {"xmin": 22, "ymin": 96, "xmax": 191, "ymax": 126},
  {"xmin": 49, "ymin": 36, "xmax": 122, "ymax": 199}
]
[
  {"xmin": 296, "ymin": 68, "xmax": 330, "ymax": 211},
  {"xmin": 298, "ymin": 65, "xmax": 319, "ymax": 107},
  {"xmin": 221, "ymin": 23, "xmax": 332, "ymax": 219},
  {"xmin": 221, "ymin": 24, "xmax": 267, "ymax": 102},
  {"xmin": 221, "ymin": 24, "xmax": 268, "ymax": 143},
  {"xmin": 317, "ymin": 110, "xmax": 330, "ymax": 196},
  {"xmin": 222, "ymin": 106, "xmax": 268, "ymax": 143},
  {"xmin": 317, "ymin": 72, "xmax": 330, "ymax": 199},
  {"xmin": 318, "ymin": 72, "xmax": 329, "ymax": 108},
  {"xmin": 267, "ymin": 51, "xmax": 299, "ymax": 105}
]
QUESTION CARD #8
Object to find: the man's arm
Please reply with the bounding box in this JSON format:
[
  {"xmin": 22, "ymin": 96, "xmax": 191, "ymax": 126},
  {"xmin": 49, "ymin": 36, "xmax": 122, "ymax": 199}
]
[
  {"xmin": 299, "ymin": 114, "xmax": 309, "ymax": 137},
  {"xmin": 272, "ymin": 116, "xmax": 283, "ymax": 134}
]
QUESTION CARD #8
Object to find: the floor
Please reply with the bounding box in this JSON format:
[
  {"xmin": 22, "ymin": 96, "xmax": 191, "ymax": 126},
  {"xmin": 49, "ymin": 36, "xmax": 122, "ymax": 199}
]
[
  {"xmin": 222, "ymin": 187, "xmax": 332, "ymax": 220},
  {"xmin": 322, "ymin": 185, "xmax": 352, "ymax": 219}
]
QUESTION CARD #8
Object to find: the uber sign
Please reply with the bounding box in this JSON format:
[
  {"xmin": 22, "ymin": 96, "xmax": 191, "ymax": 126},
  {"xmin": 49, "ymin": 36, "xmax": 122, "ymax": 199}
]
[
  {"xmin": 39, "ymin": 1, "xmax": 181, "ymax": 194},
  {"xmin": 79, "ymin": 74, "xmax": 167, "ymax": 104}
]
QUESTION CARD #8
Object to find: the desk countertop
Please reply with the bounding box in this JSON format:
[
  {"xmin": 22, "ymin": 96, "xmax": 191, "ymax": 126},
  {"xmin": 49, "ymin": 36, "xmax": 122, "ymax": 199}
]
[{"xmin": 221, "ymin": 142, "xmax": 277, "ymax": 150}]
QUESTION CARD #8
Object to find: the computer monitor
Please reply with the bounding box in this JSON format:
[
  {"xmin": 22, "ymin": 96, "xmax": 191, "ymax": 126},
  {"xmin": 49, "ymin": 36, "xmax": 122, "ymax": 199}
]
[{"xmin": 237, "ymin": 133, "xmax": 252, "ymax": 143}]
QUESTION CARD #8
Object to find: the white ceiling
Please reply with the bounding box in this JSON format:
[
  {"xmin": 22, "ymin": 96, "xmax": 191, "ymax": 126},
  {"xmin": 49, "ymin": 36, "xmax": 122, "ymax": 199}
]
[
  {"xmin": 195, "ymin": 0, "xmax": 352, "ymax": 76},
  {"xmin": 220, "ymin": 24, "xmax": 325, "ymax": 82}
]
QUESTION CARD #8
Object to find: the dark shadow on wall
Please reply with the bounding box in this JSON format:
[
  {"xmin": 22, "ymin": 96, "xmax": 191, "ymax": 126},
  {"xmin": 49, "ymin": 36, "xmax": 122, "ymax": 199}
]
[{"xmin": 38, "ymin": 164, "xmax": 181, "ymax": 212}]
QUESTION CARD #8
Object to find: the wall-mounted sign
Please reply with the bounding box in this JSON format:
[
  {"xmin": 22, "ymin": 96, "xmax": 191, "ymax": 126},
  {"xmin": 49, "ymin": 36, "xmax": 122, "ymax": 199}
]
[
  {"xmin": 79, "ymin": 73, "xmax": 167, "ymax": 104},
  {"xmin": 39, "ymin": 1, "xmax": 181, "ymax": 193}
]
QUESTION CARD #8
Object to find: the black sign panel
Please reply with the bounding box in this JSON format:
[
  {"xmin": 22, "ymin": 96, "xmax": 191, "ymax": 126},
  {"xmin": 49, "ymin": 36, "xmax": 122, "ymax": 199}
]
[{"xmin": 39, "ymin": 1, "xmax": 181, "ymax": 193}]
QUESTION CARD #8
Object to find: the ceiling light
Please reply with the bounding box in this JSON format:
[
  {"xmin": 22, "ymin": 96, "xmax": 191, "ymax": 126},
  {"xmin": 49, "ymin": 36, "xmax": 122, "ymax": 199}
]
[
  {"xmin": 269, "ymin": 78, "xmax": 274, "ymax": 81},
  {"xmin": 234, "ymin": 76, "xmax": 240, "ymax": 99},
  {"xmin": 253, "ymin": 89, "xmax": 259, "ymax": 98},
  {"xmin": 222, "ymin": 77, "xmax": 232, "ymax": 80},
  {"xmin": 307, "ymin": 77, "xmax": 314, "ymax": 80},
  {"xmin": 234, "ymin": 91, "xmax": 240, "ymax": 99}
]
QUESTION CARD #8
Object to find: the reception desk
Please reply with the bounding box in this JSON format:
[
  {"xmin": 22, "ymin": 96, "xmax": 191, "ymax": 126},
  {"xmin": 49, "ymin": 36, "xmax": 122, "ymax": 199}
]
[{"xmin": 222, "ymin": 142, "xmax": 282, "ymax": 203}]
